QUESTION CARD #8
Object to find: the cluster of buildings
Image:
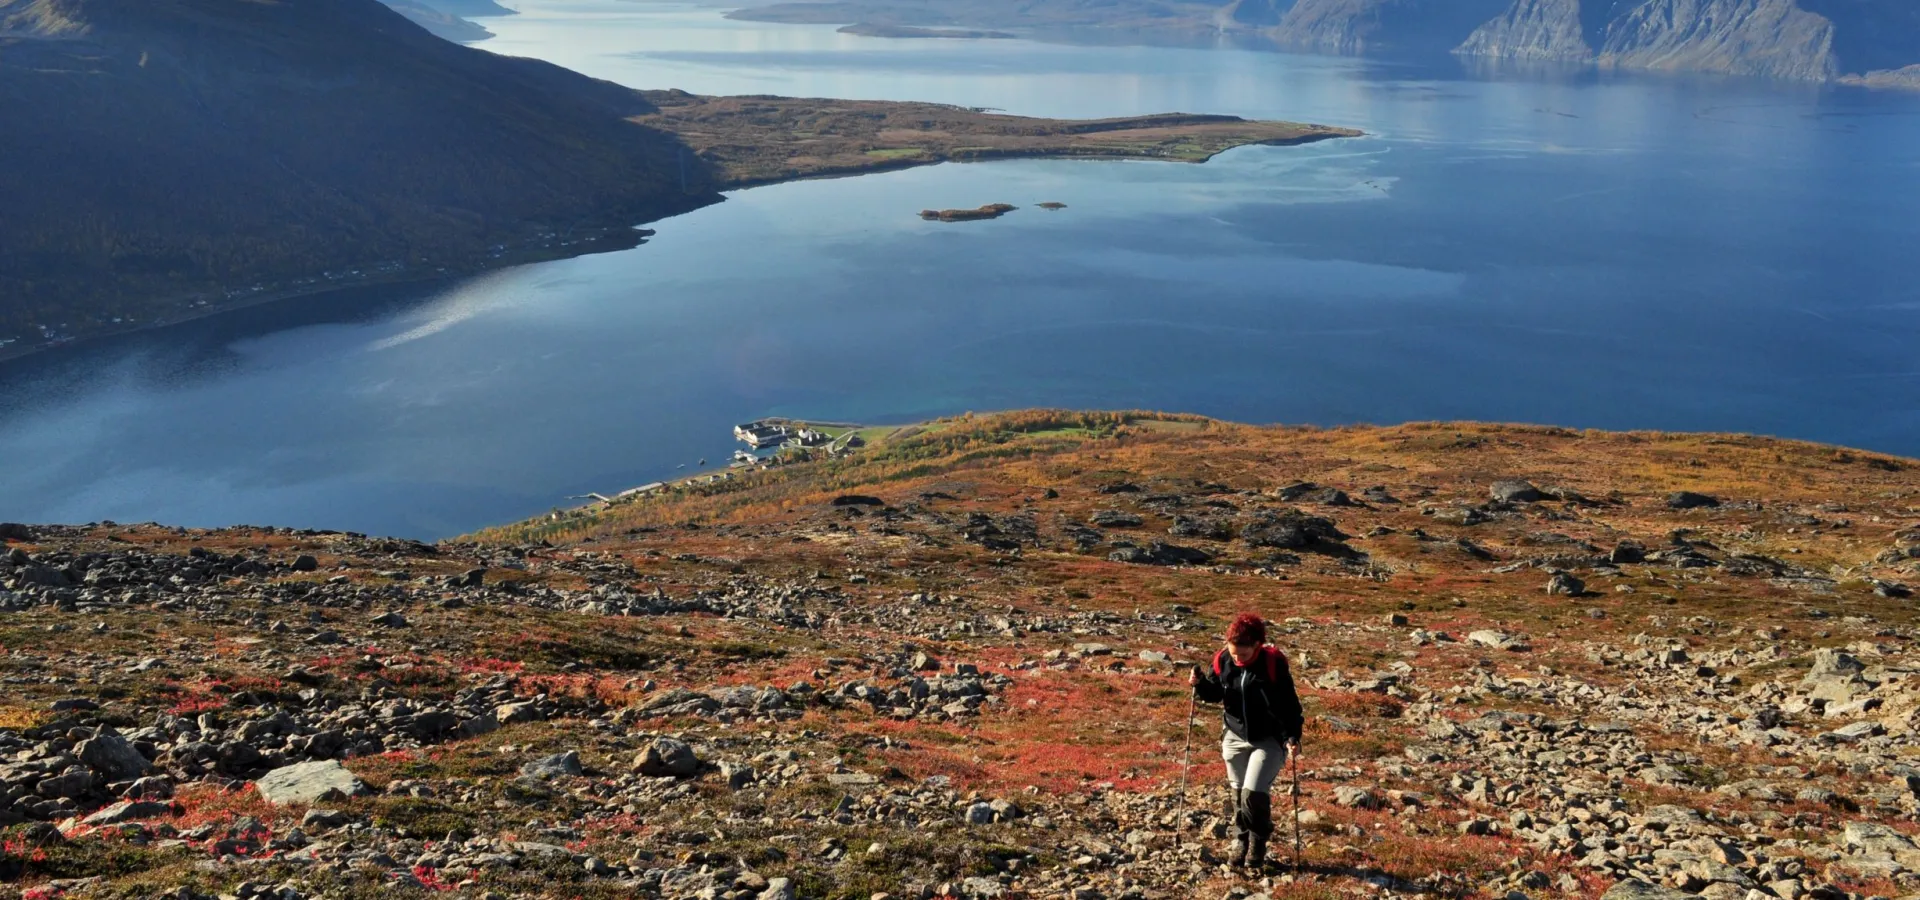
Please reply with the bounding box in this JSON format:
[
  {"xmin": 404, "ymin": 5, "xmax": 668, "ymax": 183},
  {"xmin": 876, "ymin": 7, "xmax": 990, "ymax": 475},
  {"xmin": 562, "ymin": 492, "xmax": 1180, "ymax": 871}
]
[
  {"xmin": 733, "ymin": 421, "xmax": 833, "ymax": 450},
  {"xmin": 563, "ymin": 418, "xmax": 873, "ymax": 517}
]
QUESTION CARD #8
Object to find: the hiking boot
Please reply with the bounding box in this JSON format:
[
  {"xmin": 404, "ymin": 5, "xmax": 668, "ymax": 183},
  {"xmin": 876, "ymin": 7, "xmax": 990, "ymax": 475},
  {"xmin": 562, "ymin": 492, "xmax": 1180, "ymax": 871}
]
[
  {"xmin": 1226, "ymin": 789, "xmax": 1252, "ymax": 867},
  {"xmin": 1245, "ymin": 790, "xmax": 1275, "ymax": 870},
  {"xmin": 1227, "ymin": 833, "xmax": 1249, "ymax": 868}
]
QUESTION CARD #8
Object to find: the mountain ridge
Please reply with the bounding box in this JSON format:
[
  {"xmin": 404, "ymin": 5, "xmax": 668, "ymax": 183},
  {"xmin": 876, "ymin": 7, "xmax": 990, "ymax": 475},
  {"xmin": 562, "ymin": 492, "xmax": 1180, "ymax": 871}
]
[{"xmin": 726, "ymin": 0, "xmax": 1920, "ymax": 86}]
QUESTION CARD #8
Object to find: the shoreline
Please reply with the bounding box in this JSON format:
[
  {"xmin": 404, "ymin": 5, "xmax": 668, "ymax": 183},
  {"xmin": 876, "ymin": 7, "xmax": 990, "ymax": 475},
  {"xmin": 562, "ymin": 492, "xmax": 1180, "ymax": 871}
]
[
  {"xmin": 712, "ymin": 127, "xmax": 1358, "ymax": 190},
  {"xmin": 0, "ymin": 127, "xmax": 1359, "ymax": 367},
  {"xmin": 0, "ymin": 227, "xmax": 670, "ymax": 368}
]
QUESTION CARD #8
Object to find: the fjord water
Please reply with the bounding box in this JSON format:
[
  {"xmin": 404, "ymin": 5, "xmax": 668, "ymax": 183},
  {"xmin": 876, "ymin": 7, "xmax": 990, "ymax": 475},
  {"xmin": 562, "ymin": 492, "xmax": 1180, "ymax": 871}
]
[{"xmin": 3, "ymin": 1, "xmax": 1919, "ymax": 539}]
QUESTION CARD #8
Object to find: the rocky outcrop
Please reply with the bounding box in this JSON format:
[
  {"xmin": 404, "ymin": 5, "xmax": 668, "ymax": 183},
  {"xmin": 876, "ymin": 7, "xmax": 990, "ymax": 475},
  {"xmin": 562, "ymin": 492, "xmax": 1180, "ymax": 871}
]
[
  {"xmin": 1455, "ymin": 0, "xmax": 1595, "ymax": 60},
  {"xmin": 1280, "ymin": 0, "xmax": 1918, "ymax": 86},
  {"xmin": 1273, "ymin": 0, "xmax": 1513, "ymax": 53},
  {"xmin": 1597, "ymin": 0, "xmax": 1836, "ymax": 81},
  {"xmin": 1843, "ymin": 64, "xmax": 1920, "ymax": 89},
  {"xmin": 1459, "ymin": 0, "xmax": 1840, "ymax": 80}
]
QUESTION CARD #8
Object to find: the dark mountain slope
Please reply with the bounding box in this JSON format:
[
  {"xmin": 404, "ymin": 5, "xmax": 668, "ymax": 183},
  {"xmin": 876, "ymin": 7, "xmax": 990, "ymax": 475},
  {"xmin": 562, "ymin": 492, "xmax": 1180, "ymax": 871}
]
[{"xmin": 0, "ymin": 0, "xmax": 717, "ymax": 339}]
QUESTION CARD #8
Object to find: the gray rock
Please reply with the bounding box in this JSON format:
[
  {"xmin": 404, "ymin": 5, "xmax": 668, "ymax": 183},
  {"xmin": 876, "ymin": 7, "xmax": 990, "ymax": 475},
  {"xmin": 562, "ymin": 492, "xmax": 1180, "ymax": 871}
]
[
  {"xmin": 254, "ymin": 760, "xmax": 368, "ymax": 806},
  {"xmin": 1545, "ymin": 572, "xmax": 1585, "ymax": 596},
  {"xmin": 960, "ymin": 876, "xmax": 1006, "ymax": 898},
  {"xmin": 634, "ymin": 738, "xmax": 700, "ymax": 777},
  {"xmin": 513, "ymin": 841, "xmax": 571, "ymax": 858},
  {"xmin": 77, "ymin": 730, "xmax": 151, "ymax": 781},
  {"xmin": 1468, "ymin": 630, "xmax": 1531, "ymax": 652},
  {"xmin": 1490, "ymin": 479, "xmax": 1544, "ymax": 503},
  {"xmin": 1684, "ymin": 857, "xmax": 1755, "ymax": 888},
  {"xmin": 123, "ymin": 776, "xmax": 172, "ymax": 800},
  {"xmin": 301, "ymin": 808, "xmax": 352, "ymax": 831},
  {"xmin": 1666, "ymin": 491, "xmax": 1719, "ymax": 509},
  {"xmin": 1089, "ymin": 510, "xmax": 1144, "ymax": 528},
  {"xmin": 1803, "ymin": 674, "xmax": 1864, "ymax": 704},
  {"xmin": 1807, "ymin": 648, "xmax": 1864, "ymax": 678},
  {"xmin": 369, "ymin": 610, "xmax": 409, "ymax": 628},
  {"xmin": 494, "ymin": 701, "xmax": 541, "ymax": 724},
  {"xmin": 291, "ymin": 554, "xmax": 320, "ymax": 572},
  {"xmin": 1820, "ymin": 721, "xmax": 1883, "ymax": 744},
  {"xmin": 965, "ymin": 801, "xmax": 996, "ymax": 825},
  {"xmin": 1601, "ymin": 880, "xmax": 1694, "ymax": 900},
  {"xmin": 759, "ymin": 877, "xmax": 796, "ymax": 900},
  {"xmin": 1642, "ymin": 765, "xmax": 1693, "ymax": 787},
  {"xmin": 721, "ymin": 762, "xmax": 756, "ymax": 790},
  {"xmin": 1843, "ymin": 821, "xmax": 1917, "ymax": 855},
  {"xmin": 1333, "ymin": 786, "xmax": 1382, "ymax": 809},
  {"xmin": 520, "ymin": 751, "xmax": 582, "ymax": 780},
  {"xmin": 80, "ymin": 799, "xmax": 170, "ymax": 826}
]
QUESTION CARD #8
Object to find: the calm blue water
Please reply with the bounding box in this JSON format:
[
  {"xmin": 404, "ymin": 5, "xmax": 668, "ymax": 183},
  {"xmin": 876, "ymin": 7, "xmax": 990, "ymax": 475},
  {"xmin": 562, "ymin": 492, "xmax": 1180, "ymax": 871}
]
[{"xmin": 3, "ymin": 0, "xmax": 1919, "ymax": 539}]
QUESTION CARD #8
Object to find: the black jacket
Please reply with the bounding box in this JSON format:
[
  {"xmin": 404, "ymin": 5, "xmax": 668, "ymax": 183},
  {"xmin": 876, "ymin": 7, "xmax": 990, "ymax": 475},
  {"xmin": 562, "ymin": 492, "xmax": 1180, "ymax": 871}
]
[{"xmin": 1194, "ymin": 646, "xmax": 1304, "ymax": 745}]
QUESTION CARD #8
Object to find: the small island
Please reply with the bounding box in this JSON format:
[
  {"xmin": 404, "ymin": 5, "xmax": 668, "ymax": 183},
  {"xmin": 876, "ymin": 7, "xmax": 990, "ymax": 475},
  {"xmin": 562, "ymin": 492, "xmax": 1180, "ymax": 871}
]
[
  {"xmin": 634, "ymin": 93, "xmax": 1363, "ymax": 189},
  {"xmin": 920, "ymin": 203, "xmax": 1017, "ymax": 222},
  {"xmin": 1038, "ymin": 201, "xmax": 1067, "ymax": 210},
  {"xmin": 838, "ymin": 22, "xmax": 1017, "ymax": 38}
]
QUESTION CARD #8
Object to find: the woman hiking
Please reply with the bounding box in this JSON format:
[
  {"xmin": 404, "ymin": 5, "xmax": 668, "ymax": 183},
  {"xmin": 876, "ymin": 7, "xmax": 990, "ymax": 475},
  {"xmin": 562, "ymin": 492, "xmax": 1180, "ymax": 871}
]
[{"xmin": 1189, "ymin": 611, "xmax": 1304, "ymax": 870}]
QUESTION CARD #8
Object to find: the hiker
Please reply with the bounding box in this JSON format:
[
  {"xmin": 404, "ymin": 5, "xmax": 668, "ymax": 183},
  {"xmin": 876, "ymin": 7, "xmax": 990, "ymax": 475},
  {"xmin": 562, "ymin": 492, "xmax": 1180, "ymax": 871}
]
[{"xmin": 1189, "ymin": 611, "xmax": 1304, "ymax": 870}]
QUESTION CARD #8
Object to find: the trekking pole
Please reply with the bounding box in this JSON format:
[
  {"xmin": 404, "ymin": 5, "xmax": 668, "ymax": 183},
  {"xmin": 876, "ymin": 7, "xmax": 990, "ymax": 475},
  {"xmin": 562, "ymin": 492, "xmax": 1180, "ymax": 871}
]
[
  {"xmin": 1290, "ymin": 743, "xmax": 1303, "ymax": 874},
  {"xmin": 1178, "ymin": 693, "xmax": 1196, "ymax": 825}
]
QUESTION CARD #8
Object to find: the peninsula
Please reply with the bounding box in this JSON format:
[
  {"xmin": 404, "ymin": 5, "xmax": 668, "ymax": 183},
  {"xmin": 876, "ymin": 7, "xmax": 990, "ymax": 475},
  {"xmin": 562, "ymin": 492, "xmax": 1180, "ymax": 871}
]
[{"xmin": 635, "ymin": 92, "xmax": 1361, "ymax": 189}]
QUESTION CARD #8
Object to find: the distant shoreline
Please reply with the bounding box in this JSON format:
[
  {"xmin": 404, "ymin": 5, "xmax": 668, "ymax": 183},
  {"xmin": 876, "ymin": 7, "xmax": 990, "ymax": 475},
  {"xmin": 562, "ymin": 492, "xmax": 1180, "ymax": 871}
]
[
  {"xmin": 1, "ymin": 101, "xmax": 1360, "ymax": 367},
  {"xmin": 836, "ymin": 22, "xmax": 1017, "ymax": 39},
  {"xmin": 0, "ymin": 228, "xmax": 660, "ymax": 367}
]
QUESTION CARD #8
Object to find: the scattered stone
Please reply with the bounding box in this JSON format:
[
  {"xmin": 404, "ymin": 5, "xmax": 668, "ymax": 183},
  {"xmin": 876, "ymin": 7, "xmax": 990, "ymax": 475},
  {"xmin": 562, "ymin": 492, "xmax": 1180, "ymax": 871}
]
[
  {"xmin": 635, "ymin": 738, "xmax": 701, "ymax": 777},
  {"xmin": 1468, "ymin": 630, "xmax": 1531, "ymax": 652},
  {"xmin": 1666, "ymin": 491, "xmax": 1720, "ymax": 510},
  {"xmin": 255, "ymin": 761, "xmax": 368, "ymax": 805},
  {"xmin": 77, "ymin": 730, "xmax": 151, "ymax": 781},
  {"xmin": 1545, "ymin": 572, "xmax": 1585, "ymax": 596},
  {"xmin": 1490, "ymin": 480, "xmax": 1544, "ymax": 503},
  {"xmin": 520, "ymin": 751, "xmax": 583, "ymax": 780}
]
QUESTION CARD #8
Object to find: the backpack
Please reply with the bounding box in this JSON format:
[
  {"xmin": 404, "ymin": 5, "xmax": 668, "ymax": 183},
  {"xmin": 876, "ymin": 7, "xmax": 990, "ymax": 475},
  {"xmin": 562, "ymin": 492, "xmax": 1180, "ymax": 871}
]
[{"xmin": 1213, "ymin": 645, "xmax": 1285, "ymax": 683}]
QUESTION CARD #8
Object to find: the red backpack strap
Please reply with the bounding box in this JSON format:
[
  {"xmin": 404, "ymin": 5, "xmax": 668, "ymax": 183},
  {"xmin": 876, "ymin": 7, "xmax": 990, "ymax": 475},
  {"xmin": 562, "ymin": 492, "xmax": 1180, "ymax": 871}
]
[
  {"xmin": 1212, "ymin": 649, "xmax": 1228, "ymax": 677},
  {"xmin": 1263, "ymin": 646, "xmax": 1285, "ymax": 682}
]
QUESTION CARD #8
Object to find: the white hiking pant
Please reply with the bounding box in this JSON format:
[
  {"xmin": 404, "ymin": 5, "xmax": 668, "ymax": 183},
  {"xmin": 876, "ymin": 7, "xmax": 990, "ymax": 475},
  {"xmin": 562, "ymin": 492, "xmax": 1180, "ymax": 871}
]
[{"xmin": 1221, "ymin": 730, "xmax": 1288, "ymax": 793}]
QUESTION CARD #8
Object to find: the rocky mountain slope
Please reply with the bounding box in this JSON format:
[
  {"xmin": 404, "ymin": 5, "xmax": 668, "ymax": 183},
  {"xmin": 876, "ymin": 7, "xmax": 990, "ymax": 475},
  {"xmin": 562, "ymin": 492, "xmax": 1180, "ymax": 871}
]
[
  {"xmin": 1272, "ymin": 0, "xmax": 1920, "ymax": 84},
  {"xmin": 1268, "ymin": 0, "xmax": 1513, "ymax": 55},
  {"xmin": 727, "ymin": 0, "xmax": 1920, "ymax": 86},
  {"xmin": 0, "ymin": 0, "xmax": 718, "ymax": 346},
  {"xmin": 1455, "ymin": 0, "xmax": 1840, "ymax": 81},
  {"xmin": 6, "ymin": 410, "xmax": 1920, "ymax": 900}
]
